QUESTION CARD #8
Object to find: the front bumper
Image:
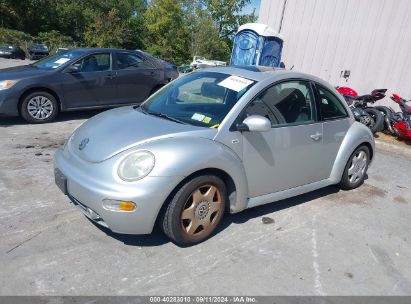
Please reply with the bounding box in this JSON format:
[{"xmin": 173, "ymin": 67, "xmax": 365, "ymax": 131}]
[
  {"xmin": 0, "ymin": 89, "xmax": 20, "ymax": 117},
  {"xmin": 53, "ymin": 148, "xmax": 183, "ymax": 234}
]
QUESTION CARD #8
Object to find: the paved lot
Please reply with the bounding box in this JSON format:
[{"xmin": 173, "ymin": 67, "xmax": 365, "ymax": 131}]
[
  {"xmin": 1, "ymin": 58, "xmax": 411, "ymax": 296},
  {"xmin": 0, "ymin": 57, "xmax": 34, "ymax": 68}
]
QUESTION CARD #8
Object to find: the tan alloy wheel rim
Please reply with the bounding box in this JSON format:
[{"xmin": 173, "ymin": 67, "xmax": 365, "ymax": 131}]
[{"xmin": 180, "ymin": 184, "xmax": 223, "ymax": 237}]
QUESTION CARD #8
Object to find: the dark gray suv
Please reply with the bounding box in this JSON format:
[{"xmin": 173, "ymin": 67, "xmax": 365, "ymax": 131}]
[{"xmin": 0, "ymin": 48, "xmax": 178, "ymax": 123}]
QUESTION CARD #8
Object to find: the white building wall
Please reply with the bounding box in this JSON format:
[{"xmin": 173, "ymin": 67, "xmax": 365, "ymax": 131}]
[{"xmin": 259, "ymin": 0, "xmax": 411, "ymax": 109}]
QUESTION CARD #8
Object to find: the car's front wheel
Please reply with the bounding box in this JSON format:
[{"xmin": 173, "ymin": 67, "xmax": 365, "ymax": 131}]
[
  {"xmin": 162, "ymin": 175, "xmax": 226, "ymax": 246},
  {"xmin": 340, "ymin": 145, "xmax": 370, "ymax": 190},
  {"xmin": 20, "ymin": 91, "xmax": 59, "ymax": 123}
]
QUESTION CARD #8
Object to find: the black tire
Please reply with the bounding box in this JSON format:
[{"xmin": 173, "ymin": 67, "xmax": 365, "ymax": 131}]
[
  {"xmin": 20, "ymin": 91, "xmax": 59, "ymax": 124},
  {"xmin": 374, "ymin": 106, "xmax": 392, "ymax": 118},
  {"xmin": 375, "ymin": 106, "xmax": 396, "ymax": 134},
  {"xmin": 162, "ymin": 175, "xmax": 226, "ymax": 246},
  {"xmin": 364, "ymin": 108, "xmax": 384, "ymax": 133},
  {"xmin": 340, "ymin": 145, "xmax": 370, "ymax": 190}
]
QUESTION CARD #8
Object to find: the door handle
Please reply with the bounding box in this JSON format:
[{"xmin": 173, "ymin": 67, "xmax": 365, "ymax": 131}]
[
  {"xmin": 310, "ymin": 132, "xmax": 322, "ymax": 141},
  {"xmin": 105, "ymin": 74, "xmax": 116, "ymax": 79}
]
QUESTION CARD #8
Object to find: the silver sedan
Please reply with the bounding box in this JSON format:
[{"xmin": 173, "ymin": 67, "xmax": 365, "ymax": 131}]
[{"xmin": 54, "ymin": 66, "xmax": 374, "ymax": 245}]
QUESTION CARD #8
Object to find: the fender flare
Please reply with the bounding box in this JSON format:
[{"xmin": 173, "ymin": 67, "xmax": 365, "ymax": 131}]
[
  {"xmin": 18, "ymin": 84, "xmax": 65, "ymax": 111},
  {"xmin": 329, "ymin": 122, "xmax": 375, "ymax": 184},
  {"xmin": 142, "ymin": 136, "xmax": 249, "ymax": 213}
]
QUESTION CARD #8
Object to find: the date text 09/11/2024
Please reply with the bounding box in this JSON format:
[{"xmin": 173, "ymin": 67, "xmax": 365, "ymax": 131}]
[{"xmin": 149, "ymin": 296, "xmax": 257, "ymax": 303}]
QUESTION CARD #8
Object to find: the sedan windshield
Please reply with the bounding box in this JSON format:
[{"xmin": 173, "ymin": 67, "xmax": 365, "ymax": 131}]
[
  {"xmin": 31, "ymin": 44, "xmax": 48, "ymax": 51},
  {"xmin": 140, "ymin": 71, "xmax": 255, "ymax": 128},
  {"xmin": 31, "ymin": 50, "xmax": 85, "ymax": 70}
]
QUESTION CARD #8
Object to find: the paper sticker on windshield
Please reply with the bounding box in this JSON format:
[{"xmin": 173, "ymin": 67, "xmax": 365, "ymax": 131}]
[
  {"xmin": 192, "ymin": 113, "xmax": 205, "ymax": 122},
  {"xmin": 218, "ymin": 76, "xmax": 254, "ymax": 92},
  {"xmin": 202, "ymin": 116, "xmax": 212, "ymax": 124},
  {"xmin": 54, "ymin": 58, "xmax": 70, "ymax": 64}
]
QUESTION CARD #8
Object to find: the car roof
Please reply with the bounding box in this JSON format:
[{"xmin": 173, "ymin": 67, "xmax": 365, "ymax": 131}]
[
  {"xmin": 204, "ymin": 65, "xmax": 334, "ymax": 88},
  {"xmin": 65, "ymin": 48, "xmax": 170, "ymax": 64},
  {"xmin": 70, "ymin": 48, "xmax": 138, "ymax": 53}
]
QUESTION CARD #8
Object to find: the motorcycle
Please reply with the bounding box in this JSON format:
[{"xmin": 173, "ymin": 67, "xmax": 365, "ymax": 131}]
[
  {"xmin": 389, "ymin": 93, "xmax": 411, "ymax": 141},
  {"xmin": 336, "ymin": 87, "xmax": 386, "ymax": 133},
  {"xmin": 373, "ymin": 104, "xmax": 401, "ymax": 136}
]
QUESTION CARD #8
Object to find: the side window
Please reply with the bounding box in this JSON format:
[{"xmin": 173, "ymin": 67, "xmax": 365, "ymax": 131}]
[
  {"xmin": 74, "ymin": 53, "xmax": 111, "ymax": 72},
  {"xmin": 243, "ymin": 98, "xmax": 280, "ymax": 125},
  {"xmin": 318, "ymin": 86, "xmax": 348, "ymax": 120},
  {"xmin": 252, "ymin": 81, "xmax": 316, "ymax": 126},
  {"xmin": 116, "ymin": 53, "xmax": 153, "ymax": 70}
]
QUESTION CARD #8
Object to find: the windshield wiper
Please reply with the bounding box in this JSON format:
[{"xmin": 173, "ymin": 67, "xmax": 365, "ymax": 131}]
[{"xmin": 146, "ymin": 111, "xmax": 187, "ymax": 124}]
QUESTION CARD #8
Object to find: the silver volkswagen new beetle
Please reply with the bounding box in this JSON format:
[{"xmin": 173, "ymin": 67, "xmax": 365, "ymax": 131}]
[{"xmin": 54, "ymin": 66, "xmax": 374, "ymax": 245}]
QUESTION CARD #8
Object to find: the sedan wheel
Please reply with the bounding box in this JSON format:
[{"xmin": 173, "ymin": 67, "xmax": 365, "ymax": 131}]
[
  {"xmin": 340, "ymin": 145, "xmax": 370, "ymax": 190},
  {"xmin": 162, "ymin": 175, "xmax": 226, "ymax": 246},
  {"xmin": 21, "ymin": 91, "xmax": 59, "ymax": 123}
]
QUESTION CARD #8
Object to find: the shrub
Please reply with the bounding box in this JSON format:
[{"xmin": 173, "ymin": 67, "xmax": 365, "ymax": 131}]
[{"xmin": 0, "ymin": 27, "xmax": 33, "ymax": 49}]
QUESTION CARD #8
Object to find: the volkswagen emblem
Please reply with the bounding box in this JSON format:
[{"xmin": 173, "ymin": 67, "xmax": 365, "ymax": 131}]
[{"xmin": 79, "ymin": 138, "xmax": 89, "ymax": 150}]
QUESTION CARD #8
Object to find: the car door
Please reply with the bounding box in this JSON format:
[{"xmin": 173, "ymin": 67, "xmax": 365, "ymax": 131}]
[
  {"xmin": 60, "ymin": 52, "xmax": 118, "ymax": 108},
  {"xmin": 315, "ymin": 84, "xmax": 351, "ymax": 176},
  {"xmin": 112, "ymin": 51, "xmax": 161, "ymax": 105},
  {"xmin": 240, "ymin": 80, "xmax": 329, "ymax": 198}
]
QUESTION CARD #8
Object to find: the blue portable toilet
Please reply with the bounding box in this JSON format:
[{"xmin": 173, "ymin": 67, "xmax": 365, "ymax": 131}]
[{"xmin": 230, "ymin": 23, "xmax": 283, "ymax": 67}]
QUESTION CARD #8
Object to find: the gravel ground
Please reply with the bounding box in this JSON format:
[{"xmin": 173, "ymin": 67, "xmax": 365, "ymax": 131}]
[{"xmin": 1, "ymin": 58, "xmax": 411, "ymax": 296}]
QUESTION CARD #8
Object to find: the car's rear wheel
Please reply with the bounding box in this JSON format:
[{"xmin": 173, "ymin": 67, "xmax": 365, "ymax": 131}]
[
  {"xmin": 340, "ymin": 145, "xmax": 370, "ymax": 190},
  {"xmin": 162, "ymin": 175, "xmax": 226, "ymax": 246},
  {"xmin": 20, "ymin": 91, "xmax": 59, "ymax": 124}
]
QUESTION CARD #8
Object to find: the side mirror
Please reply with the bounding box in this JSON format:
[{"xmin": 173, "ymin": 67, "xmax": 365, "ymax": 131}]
[
  {"xmin": 65, "ymin": 65, "xmax": 80, "ymax": 73},
  {"xmin": 237, "ymin": 115, "xmax": 271, "ymax": 132}
]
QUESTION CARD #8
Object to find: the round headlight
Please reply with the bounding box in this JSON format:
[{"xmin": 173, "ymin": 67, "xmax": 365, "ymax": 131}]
[{"xmin": 117, "ymin": 151, "xmax": 155, "ymax": 181}]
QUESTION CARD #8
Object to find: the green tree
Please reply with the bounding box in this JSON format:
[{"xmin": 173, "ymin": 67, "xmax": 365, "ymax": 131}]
[
  {"xmin": 144, "ymin": 0, "xmax": 190, "ymax": 65},
  {"xmin": 0, "ymin": 28, "xmax": 33, "ymax": 49},
  {"xmin": 181, "ymin": 0, "xmax": 255, "ymax": 62},
  {"xmin": 0, "ymin": 0, "xmax": 257, "ymax": 63},
  {"xmin": 84, "ymin": 8, "xmax": 129, "ymax": 48},
  {"xmin": 37, "ymin": 30, "xmax": 75, "ymax": 51},
  {"xmin": 205, "ymin": 0, "xmax": 256, "ymax": 40}
]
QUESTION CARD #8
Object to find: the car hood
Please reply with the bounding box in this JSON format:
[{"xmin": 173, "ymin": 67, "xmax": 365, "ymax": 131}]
[
  {"xmin": 0, "ymin": 65, "xmax": 52, "ymax": 81},
  {"xmin": 69, "ymin": 106, "xmax": 217, "ymax": 163}
]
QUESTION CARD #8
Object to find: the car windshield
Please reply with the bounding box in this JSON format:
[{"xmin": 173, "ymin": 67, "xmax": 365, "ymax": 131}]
[
  {"xmin": 31, "ymin": 50, "xmax": 84, "ymax": 70},
  {"xmin": 31, "ymin": 44, "xmax": 48, "ymax": 51},
  {"xmin": 140, "ymin": 71, "xmax": 255, "ymax": 128}
]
